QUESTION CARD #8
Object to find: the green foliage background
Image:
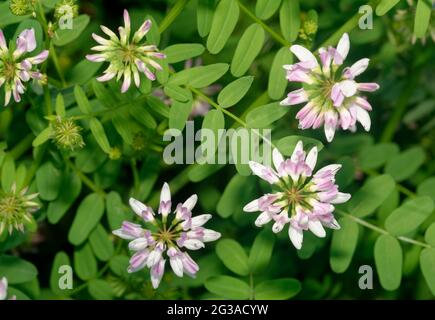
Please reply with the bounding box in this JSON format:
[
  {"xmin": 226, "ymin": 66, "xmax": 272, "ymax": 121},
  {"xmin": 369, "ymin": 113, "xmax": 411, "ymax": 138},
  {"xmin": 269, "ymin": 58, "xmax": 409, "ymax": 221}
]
[{"xmin": 0, "ymin": 0, "xmax": 434, "ymax": 300}]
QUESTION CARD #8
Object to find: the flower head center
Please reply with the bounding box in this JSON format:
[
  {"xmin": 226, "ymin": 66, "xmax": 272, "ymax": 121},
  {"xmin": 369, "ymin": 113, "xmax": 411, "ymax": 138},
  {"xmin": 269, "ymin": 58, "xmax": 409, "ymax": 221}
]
[
  {"xmin": 157, "ymin": 229, "xmax": 175, "ymax": 243},
  {"xmin": 2, "ymin": 60, "xmax": 17, "ymax": 81},
  {"xmin": 0, "ymin": 193, "xmax": 19, "ymax": 217},
  {"xmin": 287, "ymin": 187, "xmax": 302, "ymax": 205},
  {"xmin": 121, "ymin": 44, "xmax": 137, "ymax": 64}
]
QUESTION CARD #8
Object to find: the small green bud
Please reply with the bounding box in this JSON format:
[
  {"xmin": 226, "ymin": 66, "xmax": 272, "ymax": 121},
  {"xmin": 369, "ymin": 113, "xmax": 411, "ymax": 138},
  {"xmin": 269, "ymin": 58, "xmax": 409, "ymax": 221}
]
[
  {"xmin": 304, "ymin": 20, "xmax": 318, "ymax": 36},
  {"xmin": 132, "ymin": 132, "xmax": 147, "ymax": 151},
  {"xmin": 109, "ymin": 147, "xmax": 122, "ymax": 160},
  {"xmin": 52, "ymin": 117, "xmax": 85, "ymax": 151},
  {"xmin": 9, "ymin": 0, "xmax": 34, "ymax": 16}
]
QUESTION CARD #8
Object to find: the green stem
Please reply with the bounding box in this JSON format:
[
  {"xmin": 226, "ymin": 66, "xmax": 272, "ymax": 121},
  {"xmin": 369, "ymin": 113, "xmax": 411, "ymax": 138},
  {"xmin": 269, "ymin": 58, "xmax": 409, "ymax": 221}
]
[
  {"xmin": 65, "ymin": 157, "xmax": 106, "ymax": 197},
  {"xmin": 9, "ymin": 133, "xmax": 34, "ymax": 160},
  {"xmin": 49, "ymin": 42, "xmax": 66, "ymax": 86},
  {"xmin": 190, "ymin": 87, "xmax": 275, "ymax": 148},
  {"xmin": 43, "ymin": 87, "xmax": 52, "ymax": 116},
  {"xmin": 380, "ymin": 70, "xmax": 420, "ymax": 142},
  {"xmin": 72, "ymin": 96, "xmax": 148, "ymax": 121},
  {"xmin": 336, "ymin": 209, "xmax": 431, "ymax": 249},
  {"xmin": 24, "ymin": 145, "xmax": 47, "ymax": 186},
  {"xmin": 131, "ymin": 158, "xmax": 140, "ymax": 190},
  {"xmin": 318, "ymin": 0, "xmax": 380, "ymax": 48},
  {"xmin": 37, "ymin": 1, "xmax": 65, "ymax": 87},
  {"xmin": 190, "ymin": 87, "xmax": 247, "ymax": 127},
  {"xmin": 158, "ymin": 0, "xmax": 189, "ymax": 34},
  {"xmin": 237, "ymin": 0, "xmax": 290, "ymax": 47}
]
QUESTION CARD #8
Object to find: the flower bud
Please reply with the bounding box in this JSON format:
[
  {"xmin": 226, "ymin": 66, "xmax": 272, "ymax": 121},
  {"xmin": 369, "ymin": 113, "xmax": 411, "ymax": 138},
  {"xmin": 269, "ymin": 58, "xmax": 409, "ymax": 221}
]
[
  {"xmin": 52, "ymin": 118, "xmax": 85, "ymax": 151},
  {"xmin": 9, "ymin": 0, "xmax": 34, "ymax": 16}
]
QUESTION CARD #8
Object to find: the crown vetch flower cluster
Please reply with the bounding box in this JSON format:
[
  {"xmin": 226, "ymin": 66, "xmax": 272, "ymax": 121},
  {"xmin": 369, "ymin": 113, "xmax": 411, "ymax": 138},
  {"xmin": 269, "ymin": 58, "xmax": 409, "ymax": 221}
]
[
  {"xmin": 244, "ymin": 141, "xmax": 350, "ymax": 250},
  {"xmin": 0, "ymin": 28, "xmax": 48, "ymax": 106},
  {"xmin": 113, "ymin": 183, "xmax": 221, "ymax": 289},
  {"xmin": 280, "ymin": 33, "xmax": 379, "ymax": 142},
  {"xmin": 87, "ymin": 9, "xmax": 166, "ymax": 93}
]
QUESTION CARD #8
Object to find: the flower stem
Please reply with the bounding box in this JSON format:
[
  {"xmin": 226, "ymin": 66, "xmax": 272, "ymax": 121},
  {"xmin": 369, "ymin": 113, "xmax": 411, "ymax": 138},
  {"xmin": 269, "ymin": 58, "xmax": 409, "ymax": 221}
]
[
  {"xmin": 336, "ymin": 209, "xmax": 431, "ymax": 249},
  {"xmin": 24, "ymin": 144, "xmax": 47, "ymax": 186},
  {"xmin": 189, "ymin": 87, "xmax": 276, "ymax": 148},
  {"xmin": 158, "ymin": 0, "xmax": 189, "ymax": 34},
  {"xmin": 237, "ymin": 0, "xmax": 290, "ymax": 47},
  {"xmin": 380, "ymin": 70, "xmax": 419, "ymax": 142},
  {"xmin": 318, "ymin": 0, "xmax": 381, "ymax": 48},
  {"xmin": 49, "ymin": 42, "xmax": 66, "ymax": 86},
  {"xmin": 65, "ymin": 157, "xmax": 106, "ymax": 197},
  {"xmin": 9, "ymin": 133, "xmax": 34, "ymax": 160}
]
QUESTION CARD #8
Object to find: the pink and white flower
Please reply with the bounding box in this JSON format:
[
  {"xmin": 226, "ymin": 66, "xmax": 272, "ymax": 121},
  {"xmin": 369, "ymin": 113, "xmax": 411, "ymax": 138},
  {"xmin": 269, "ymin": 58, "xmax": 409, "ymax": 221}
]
[
  {"xmin": 87, "ymin": 9, "xmax": 166, "ymax": 93},
  {"xmin": 113, "ymin": 183, "xmax": 220, "ymax": 289},
  {"xmin": 0, "ymin": 28, "xmax": 48, "ymax": 106},
  {"xmin": 0, "ymin": 277, "xmax": 16, "ymax": 300},
  {"xmin": 244, "ymin": 141, "xmax": 350, "ymax": 250},
  {"xmin": 281, "ymin": 33, "xmax": 379, "ymax": 142}
]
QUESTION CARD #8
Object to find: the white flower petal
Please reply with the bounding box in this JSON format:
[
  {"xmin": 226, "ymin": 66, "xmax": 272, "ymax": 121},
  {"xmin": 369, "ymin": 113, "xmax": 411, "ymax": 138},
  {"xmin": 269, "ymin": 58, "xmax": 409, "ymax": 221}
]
[
  {"xmin": 339, "ymin": 80, "xmax": 358, "ymax": 97},
  {"xmin": 129, "ymin": 198, "xmax": 147, "ymax": 216},
  {"xmin": 290, "ymin": 141, "xmax": 304, "ymax": 162},
  {"xmin": 336, "ymin": 33, "xmax": 350, "ymax": 63},
  {"xmin": 170, "ymin": 256, "xmax": 184, "ymax": 277},
  {"xmin": 128, "ymin": 237, "xmax": 148, "ymax": 251},
  {"xmin": 347, "ymin": 58, "xmax": 369, "ymax": 78},
  {"xmin": 324, "ymin": 121, "xmax": 336, "ymax": 142},
  {"xmin": 288, "ymin": 226, "xmax": 303, "ymax": 250},
  {"xmin": 290, "ymin": 45, "xmax": 318, "ymax": 66},
  {"xmin": 248, "ymin": 161, "xmax": 279, "ymax": 184},
  {"xmin": 160, "ymin": 183, "xmax": 171, "ymax": 203},
  {"xmin": 305, "ymin": 147, "xmax": 318, "ymax": 171},
  {"xmin": 255, "ymin": 211, "xmax": 273, "ymax": 227},
  {"xmin": 356, "ymin": 106, "xmax": 371, "ymax": 131},
  {"xmin": 308, "ymin": 219, "xmax": 326, "ymax": 238},
  {"xmin": 183, "ymin": 194, "xmax": 197, "ymax": 211},
  {"xmin": 243, "ymin": 199, "xmax": 259, "ymax": 212},
  {"xmin": 272, "ymin": 148, "xmax": 285, "ymax": 173},
  {"xmin": 189, "ymin": 214, "xmax": 212, "ymax": 228},
  {"xmin": 330, "ymin": 192, "xmax": 351, "ymax": 204}
]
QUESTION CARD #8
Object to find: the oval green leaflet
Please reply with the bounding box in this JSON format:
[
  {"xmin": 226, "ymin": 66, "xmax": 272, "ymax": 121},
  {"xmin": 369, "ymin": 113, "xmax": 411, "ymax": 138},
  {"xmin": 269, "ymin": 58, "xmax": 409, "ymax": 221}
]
[
  {"xmin": 255, "ymin": 0, "xmax": 282, "ymax": 20},
  {"xmin": 74, "ymin": 242, "xmax": 98, "ymax": 281},
  {"xmin": 68, "ymin": 193, "xmax": 105, "ymax": 246},
  {"xmin": 231, "ymin": 24, "xmax": 265, "ymax": 77},
  {"xmin": 268, "ymin": 47, "xmax": 292, "ymax": 100},
  {"xmin": 217, "ymin": 76, "xmax": 254, "ymax": 108},
  {"xmin": 163, "ymin": 43, "xmax": 205, "ymax": 64},
  {"xmin": 330, "ymin": 217, "xmax": 359, "ymax": 273},
  {"xmin": 374, "ymin": 234, "xmax": 402, "ymax": 291},
  {"xmin": 279, "ymin": 0, "xmax": 300, "ymax": 43},
  {"xmin": 254, "ymin": 278, "xmax": 301, "ymax": 300},
  {"xmin": 205, "ymin": 275, "xmax": 251, "ymax": 299},
  {"xmin": 206, "ymin": 0, "xmax": 239, "ymax": 54},
  {"xmin": 216, "ymin": 239, "xmax": 249, "ymax": 276},
  {"xmin": 385, "ymin": 196, "xmax": 434, "ymax": 236}
]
